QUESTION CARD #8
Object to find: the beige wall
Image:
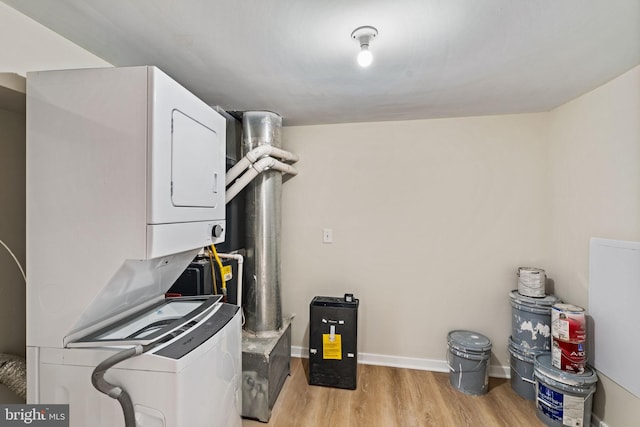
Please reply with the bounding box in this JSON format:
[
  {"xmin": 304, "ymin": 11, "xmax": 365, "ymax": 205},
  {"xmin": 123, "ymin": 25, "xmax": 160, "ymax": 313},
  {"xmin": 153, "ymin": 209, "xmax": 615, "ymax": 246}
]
[
  {"xmin": 547, "ymin": 65, "xmax": 640, "ymax": 427},
  {"xmin": 281, "ymin": 113, "xmax": 550, "ymax": 370},
  {"xmin": 0, "ymin": 2, "xmax": 110, "ymax": 75}
]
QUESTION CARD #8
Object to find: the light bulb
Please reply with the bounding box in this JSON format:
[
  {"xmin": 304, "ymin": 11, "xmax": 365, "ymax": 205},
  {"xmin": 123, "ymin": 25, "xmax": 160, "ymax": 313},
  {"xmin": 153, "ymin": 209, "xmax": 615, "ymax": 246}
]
[
  {"xmin": 351, "ymin": 26, "xmax": 378, "ymax": 68},
  {"xmin": 357, "ymin": 46, "xmax": 373, "ymax": 67}
]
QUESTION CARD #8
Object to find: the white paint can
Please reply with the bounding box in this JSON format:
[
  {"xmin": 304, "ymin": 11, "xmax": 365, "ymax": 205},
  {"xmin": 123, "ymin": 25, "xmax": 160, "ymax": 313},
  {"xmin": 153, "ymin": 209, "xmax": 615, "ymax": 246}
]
[
  {"xmin": 517, "ymin": 267, "xmax": 546, "ymax": 297},
  {"xmin": 551, "ymin": 303, "xmax": 586, "ymax": 342}
]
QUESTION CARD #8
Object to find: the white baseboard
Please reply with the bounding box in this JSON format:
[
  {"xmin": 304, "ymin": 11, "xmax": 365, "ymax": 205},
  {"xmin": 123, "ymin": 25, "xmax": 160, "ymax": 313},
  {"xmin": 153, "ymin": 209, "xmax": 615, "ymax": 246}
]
[
  {"xmin": 291, "ymin": 346, "xmax": 510, "ymax": 379},
  {"xmin": 590, "ymin": 413, "xmax": 609, "ymax": 427}
]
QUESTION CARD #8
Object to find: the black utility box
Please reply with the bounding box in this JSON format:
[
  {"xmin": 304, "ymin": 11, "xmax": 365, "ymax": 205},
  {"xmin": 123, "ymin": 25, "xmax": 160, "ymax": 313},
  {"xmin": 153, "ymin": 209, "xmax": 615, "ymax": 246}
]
[
  {"xmin": 309, "ymin": 294, "xmax": 359, "ymax": 389},
  {"xmin": 167, "ymin": 258, "xmax": 213, "ymax": 296}
]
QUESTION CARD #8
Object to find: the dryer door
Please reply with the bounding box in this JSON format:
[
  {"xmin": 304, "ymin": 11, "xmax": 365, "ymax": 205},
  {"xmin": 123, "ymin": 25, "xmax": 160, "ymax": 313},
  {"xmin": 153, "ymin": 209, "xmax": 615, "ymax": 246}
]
[
  {"xmin": 147, "ymin": 66, "xmax": 226, "ymax": 226},
  {"xmin": 171, "ymin": 110, "xmax": 220, "ymax": 208}
]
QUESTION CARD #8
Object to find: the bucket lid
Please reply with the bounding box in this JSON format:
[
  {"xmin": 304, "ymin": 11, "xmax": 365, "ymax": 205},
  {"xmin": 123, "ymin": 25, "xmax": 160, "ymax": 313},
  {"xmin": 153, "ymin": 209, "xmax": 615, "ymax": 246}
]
[
  {"xmin": 534, "ymin": 353, "xmax": 597, "ymax": 386},
  {"xmin": 517, "ymin": 267, "xmax": 545, "ymax": 276},
  {"xmin": 552, "ymin": 303, "xmax": 585, "ymax": 313},
  {"xmin": 448, "ymin": 330, "xmax": 492, "ymax": 353},
  {"xmin": 509, "ymin": 290, "xmax": 560, "ymax": 306}
]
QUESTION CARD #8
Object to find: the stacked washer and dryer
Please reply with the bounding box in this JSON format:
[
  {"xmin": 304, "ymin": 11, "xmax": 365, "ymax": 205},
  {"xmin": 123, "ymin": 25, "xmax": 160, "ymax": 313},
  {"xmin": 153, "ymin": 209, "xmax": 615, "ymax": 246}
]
[{"xmin": 26, "ymin": 67, "xmax": 242, "ymax": 427}]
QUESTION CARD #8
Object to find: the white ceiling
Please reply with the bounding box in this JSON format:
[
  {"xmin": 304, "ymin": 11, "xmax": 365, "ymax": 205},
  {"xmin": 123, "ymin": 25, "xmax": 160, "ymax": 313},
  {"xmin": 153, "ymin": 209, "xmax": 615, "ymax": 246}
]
[{"xmin": 3, "ymin": 0, "xmax": 640, "ymax": 126}]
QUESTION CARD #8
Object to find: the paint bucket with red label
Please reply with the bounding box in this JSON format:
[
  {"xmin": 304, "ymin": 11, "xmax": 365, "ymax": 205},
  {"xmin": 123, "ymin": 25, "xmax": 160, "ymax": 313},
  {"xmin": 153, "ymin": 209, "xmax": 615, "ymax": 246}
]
[
  {"xmin": 551, "ymin": 337, "xmax": 586, "ymax": 374},
  {"xmin": 551, "ymin": 303, "xmax": 586, "ymax": 342}
]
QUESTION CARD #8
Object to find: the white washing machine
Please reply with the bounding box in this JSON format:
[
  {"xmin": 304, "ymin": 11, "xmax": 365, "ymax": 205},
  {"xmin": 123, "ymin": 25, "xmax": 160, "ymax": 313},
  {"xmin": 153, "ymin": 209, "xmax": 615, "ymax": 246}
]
[
  {"xmin": 36, "ymin": 295, "xmax": 241, "ymax": 427},
  {"xmin": 35, "ymin": 295, "xmax": 241, "ymax": 427},
  {"xmin": 26, "ymin": 66, "xmax": 240, "ymax": 426}
]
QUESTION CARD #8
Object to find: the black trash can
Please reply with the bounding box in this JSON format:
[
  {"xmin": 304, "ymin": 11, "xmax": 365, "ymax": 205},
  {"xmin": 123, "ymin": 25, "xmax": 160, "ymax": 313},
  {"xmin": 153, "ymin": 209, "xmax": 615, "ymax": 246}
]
[{"xmin": 308, "ymin": 294, "xmax": 359, "ymax": 389}]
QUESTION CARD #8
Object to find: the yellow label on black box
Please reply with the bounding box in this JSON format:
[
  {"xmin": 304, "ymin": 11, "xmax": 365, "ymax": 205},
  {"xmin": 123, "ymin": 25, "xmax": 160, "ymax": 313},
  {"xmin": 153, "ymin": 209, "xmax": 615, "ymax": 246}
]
[{"xmin": 322, "ymin": 334, "xmax": 342, "ymax": 360}]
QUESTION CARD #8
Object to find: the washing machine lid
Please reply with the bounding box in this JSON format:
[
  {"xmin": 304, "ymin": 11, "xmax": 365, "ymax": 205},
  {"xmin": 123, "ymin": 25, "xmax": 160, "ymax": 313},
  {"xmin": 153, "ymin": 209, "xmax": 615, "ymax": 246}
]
[
  {"xmin": 151, "ymin": 303, "xmax": 239, "ymax": 359},
  {"xmin": 67, "ymin": 295, "xmax": 222, "ymax": 348}
]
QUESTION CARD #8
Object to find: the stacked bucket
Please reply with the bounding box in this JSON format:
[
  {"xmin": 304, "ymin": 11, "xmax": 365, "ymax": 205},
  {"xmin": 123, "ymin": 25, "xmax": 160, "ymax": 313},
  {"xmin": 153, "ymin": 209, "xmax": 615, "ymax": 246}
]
[
  {"xmin": 508, "ymin": 267, "xmax": 559, "ymax": 400},
  {"xmin": 508, "ymin": 267, "xmax": 599, "ymax": 427}
]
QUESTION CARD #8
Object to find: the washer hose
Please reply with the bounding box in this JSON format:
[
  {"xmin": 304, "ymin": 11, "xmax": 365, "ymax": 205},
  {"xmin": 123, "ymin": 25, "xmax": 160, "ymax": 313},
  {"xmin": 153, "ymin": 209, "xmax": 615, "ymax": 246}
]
[{"xmin": 91, "ymin": 345, "xmax": 143, "ymax": 427}]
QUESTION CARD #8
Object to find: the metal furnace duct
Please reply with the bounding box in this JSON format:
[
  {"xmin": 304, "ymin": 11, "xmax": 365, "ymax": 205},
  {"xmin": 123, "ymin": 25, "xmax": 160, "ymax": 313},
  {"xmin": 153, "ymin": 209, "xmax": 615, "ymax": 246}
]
[{"xmin": 242, "ymin": 111, "xmax": 283, "ymax": 333}]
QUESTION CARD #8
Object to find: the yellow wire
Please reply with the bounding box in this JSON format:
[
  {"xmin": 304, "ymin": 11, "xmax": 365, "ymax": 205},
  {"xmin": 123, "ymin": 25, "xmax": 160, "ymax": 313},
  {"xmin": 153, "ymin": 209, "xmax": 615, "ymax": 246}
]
[
  {"xmin": 210, "ymin": 244, "xmax": 227, "ymax": 293},
  {"xmin": 208, "ymin": 247, "xmax": 217, "ymax": 295}
]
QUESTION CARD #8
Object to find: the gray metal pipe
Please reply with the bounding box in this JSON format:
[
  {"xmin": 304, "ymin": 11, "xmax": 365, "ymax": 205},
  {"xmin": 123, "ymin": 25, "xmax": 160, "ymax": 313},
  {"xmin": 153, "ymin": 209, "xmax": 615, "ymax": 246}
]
[{"xmin": 242, "ymin": 111, "xmax": 283, "ymax": 334}]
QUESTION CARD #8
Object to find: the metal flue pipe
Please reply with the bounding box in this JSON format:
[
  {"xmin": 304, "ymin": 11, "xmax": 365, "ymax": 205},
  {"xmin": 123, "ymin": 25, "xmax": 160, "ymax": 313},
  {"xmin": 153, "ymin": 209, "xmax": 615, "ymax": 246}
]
[{"xmin": 242, "ymin": 111, "xmax": 284, "ymax": 334}]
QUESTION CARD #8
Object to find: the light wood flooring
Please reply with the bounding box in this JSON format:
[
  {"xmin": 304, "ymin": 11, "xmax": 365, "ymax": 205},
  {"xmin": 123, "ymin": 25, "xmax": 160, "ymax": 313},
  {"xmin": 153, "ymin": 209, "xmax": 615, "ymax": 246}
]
[{"xmin": 242, "ymin": 358, "xmax": 546, "ymax": 427}]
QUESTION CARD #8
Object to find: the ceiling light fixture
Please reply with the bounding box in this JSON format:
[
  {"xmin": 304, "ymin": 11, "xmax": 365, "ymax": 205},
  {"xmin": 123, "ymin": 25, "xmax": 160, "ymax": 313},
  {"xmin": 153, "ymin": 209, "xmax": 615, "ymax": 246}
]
[{"xmin": 351, "ymin": 26, "xmax": 378, "ymax": 68}]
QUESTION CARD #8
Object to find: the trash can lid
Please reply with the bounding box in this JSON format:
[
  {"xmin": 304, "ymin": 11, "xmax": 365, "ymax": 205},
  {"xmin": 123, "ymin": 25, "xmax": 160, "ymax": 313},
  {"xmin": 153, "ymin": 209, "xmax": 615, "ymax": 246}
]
[{"xmin": 447, "ymin": 330, "xmax": 492, "ymax": 353}]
